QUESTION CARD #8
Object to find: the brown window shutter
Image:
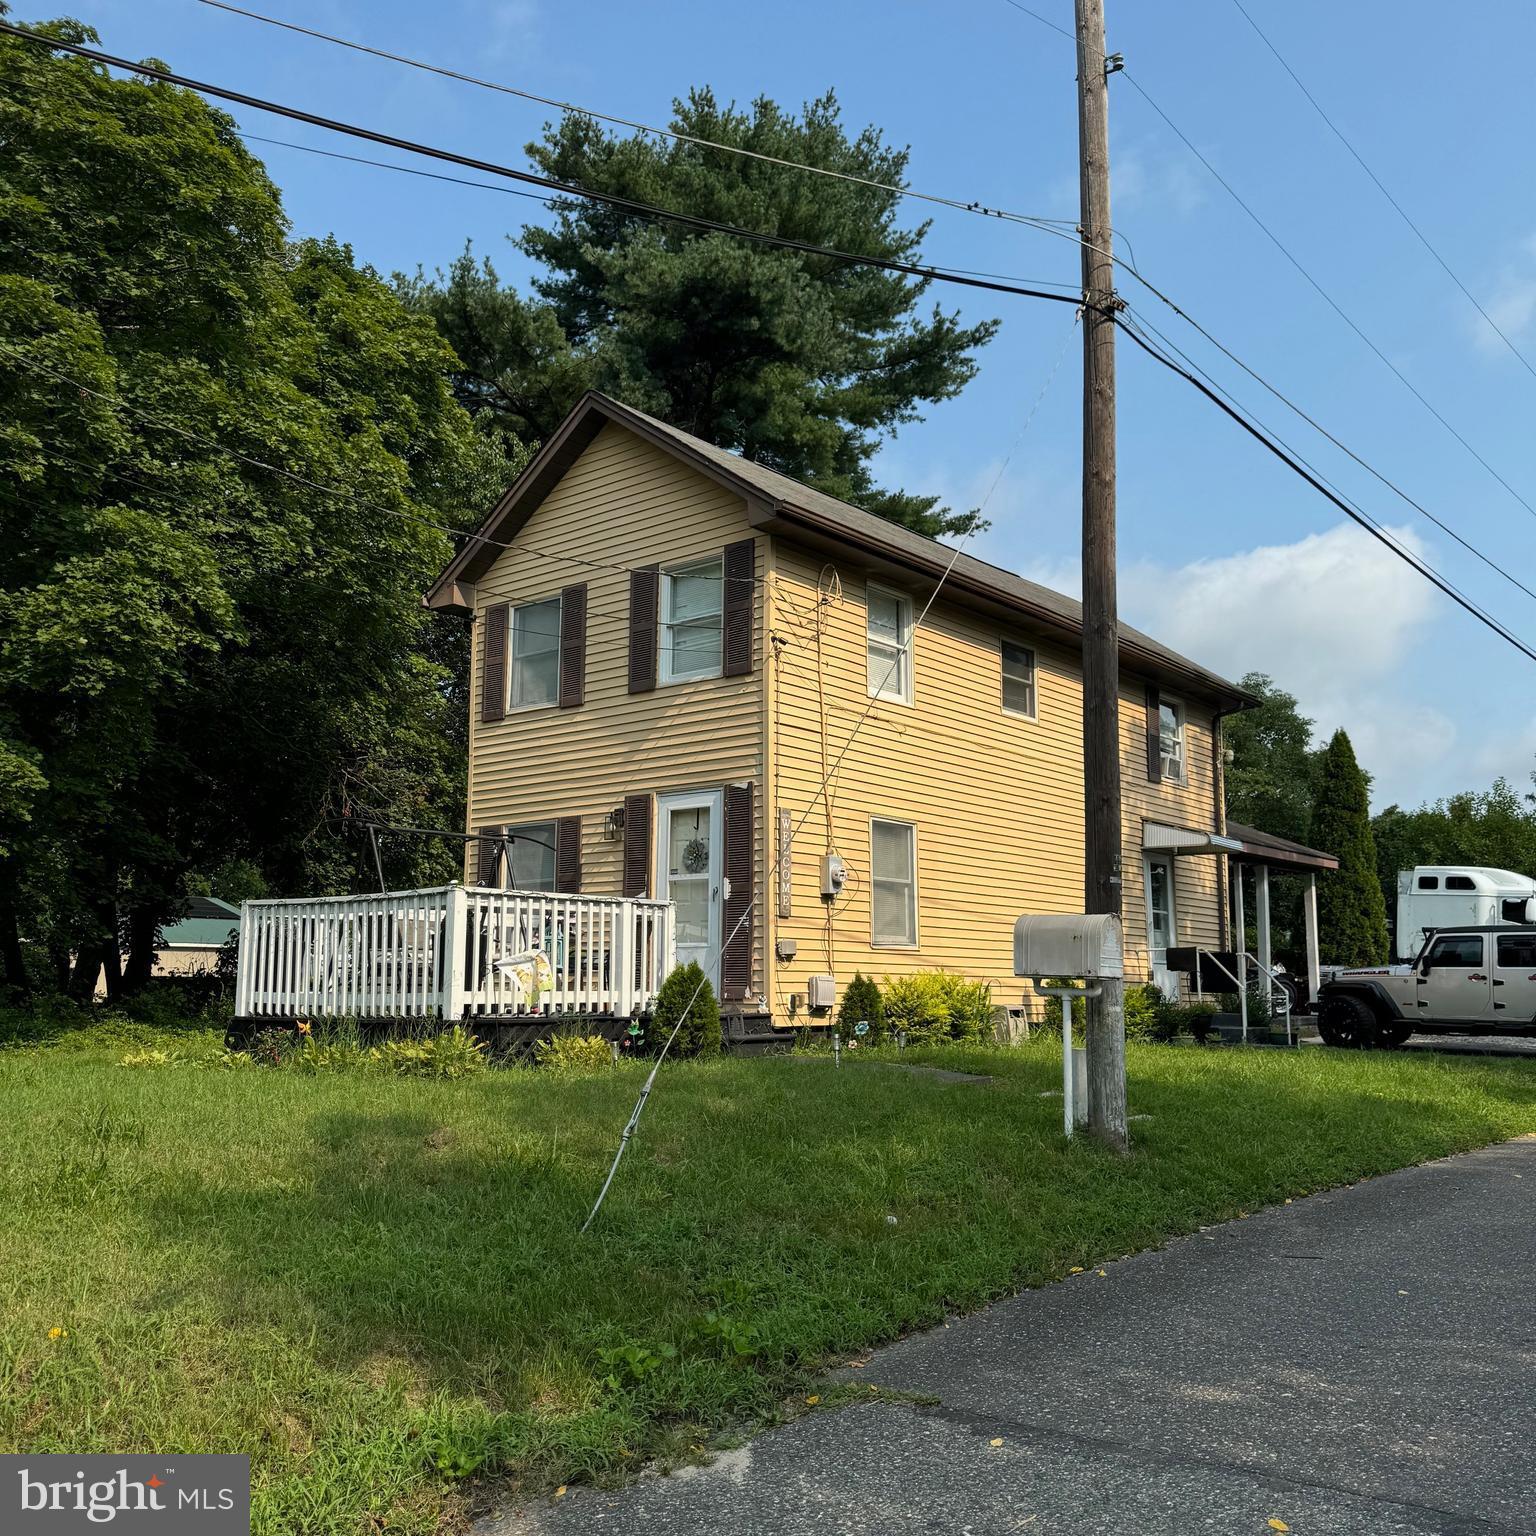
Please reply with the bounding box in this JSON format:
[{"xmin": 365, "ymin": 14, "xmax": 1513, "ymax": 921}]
[
  {"xmin": 556, "ymin": 816, "xmax": 582, "ymax": 892},
  {"xmin": 480, "ymin": 603, "xmax": 508, "ymax": 723},
  {"xmin": 622, "ymin": 793, "xmax": 652, "ymax": 897},
  {"xmin": 559, "ymin": 583, "xmax": 587, "ymax": 709},
  {"xmin": 1145, "ymin": 684, "xmax": 1162, "ymax": 783},
  {"xmin": 721, "ymin": 782, "xmax": 754, "ymax": 1001},
  {"xmin": 721, "ymin": 538, "xmax": 754, "ymax": 678},
  {"xmin": 474, "ymin": 825, "xmax": 503, "ymax": 887},
  {"xmin": 628, "ymin": 566, "xmax": 659, "ymax": 694}
]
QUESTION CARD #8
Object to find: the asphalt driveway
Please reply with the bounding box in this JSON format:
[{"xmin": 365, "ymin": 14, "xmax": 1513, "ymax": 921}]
[{"xmin": 489, "ymin": 1136, "xmax": 1536, "ymax": 1535}]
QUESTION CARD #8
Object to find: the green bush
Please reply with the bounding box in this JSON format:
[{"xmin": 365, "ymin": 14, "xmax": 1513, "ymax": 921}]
[
  {"xmin": 1124, "ymin": 983, "xmax": 1166, "ymax": 1041},
  {"xmin": 648, "ymin": 962, "xmax": 722, "ymax": 1057},
  {"xmin": 881, "ymin": 971, "xmax": 993, "ymax": 1042},
  {"xmin": 242, "ymin": 1022, "xmax": 489, "ymax": 1077},
  {"xmin": 374, "ymin": 1026, "xmax": 488, "ymax": 1079},
  {"xmin": 1172, "ymin": 1001, "xmax": 1219, "ymax": 1043},
  {"xmin": 836, "ymin": 972, "xmax": 885, "ymax": 1044},
  {"xmin": 534, "ymin": 1032, "xmax": 613, "ymax": 1075}
]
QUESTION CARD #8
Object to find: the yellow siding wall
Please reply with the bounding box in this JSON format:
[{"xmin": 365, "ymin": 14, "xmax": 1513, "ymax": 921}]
[
  {"xmin": 467, "ymin": 423, "xmax": 767, "ymax": 996},
  {"xmin": 766, "ymin": 541, "xmax": 1223, "ymax": 1019}
]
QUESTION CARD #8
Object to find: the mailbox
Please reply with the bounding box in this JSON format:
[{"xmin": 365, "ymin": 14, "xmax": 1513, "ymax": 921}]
[{"xmin": 1013, "ymin": 913, "xmax": 1124, "ymax": 981}]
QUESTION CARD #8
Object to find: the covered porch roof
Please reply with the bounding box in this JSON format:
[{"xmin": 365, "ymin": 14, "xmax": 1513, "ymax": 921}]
[{"xmin": 1143, "ymin": 819, "xmax": 1337, "ymax": 872}]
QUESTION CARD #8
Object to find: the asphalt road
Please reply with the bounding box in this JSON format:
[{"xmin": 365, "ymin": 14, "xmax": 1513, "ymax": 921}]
[{"xmin": 488, "ymin": 1137, "xmax": 1536, "ymax": 1536}]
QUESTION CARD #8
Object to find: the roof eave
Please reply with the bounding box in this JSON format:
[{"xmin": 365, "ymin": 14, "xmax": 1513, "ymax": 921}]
[{"xmin": 754, "ymin": 499, "xmax": 1256, "ymax": 711}]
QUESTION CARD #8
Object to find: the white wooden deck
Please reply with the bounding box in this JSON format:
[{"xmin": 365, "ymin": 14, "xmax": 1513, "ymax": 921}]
[{"xmin": 234, "ymin": 885, "xmax": 675, "ymax": 1022}]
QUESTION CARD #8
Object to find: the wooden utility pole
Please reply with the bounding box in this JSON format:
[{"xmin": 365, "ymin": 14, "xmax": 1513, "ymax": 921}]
[{"xmin": 1075, "ymin": 0, "xmax": 1129, "ymax": 1153}]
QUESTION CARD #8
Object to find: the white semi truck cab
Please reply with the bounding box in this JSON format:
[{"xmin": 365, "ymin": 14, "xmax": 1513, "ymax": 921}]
[{"xmin": 1394, "ymin": 866, "xmax": 1536, "ymax": 961}]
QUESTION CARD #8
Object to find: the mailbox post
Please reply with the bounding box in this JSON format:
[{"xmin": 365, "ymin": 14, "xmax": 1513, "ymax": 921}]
[{"xmin": 1014, "ymin": 914, "xmax": 1125, "ymax": 1141}]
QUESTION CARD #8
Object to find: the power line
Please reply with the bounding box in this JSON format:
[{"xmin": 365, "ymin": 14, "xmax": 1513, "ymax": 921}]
[
  {"xmin": 988, "ymin": 0, "xmax": 1536, "ymax": 526},
  {"xmin": 0, "ymin": 22, "xmax": 1084, "ymax": 314},
  {"xmin": 581, "ymin": 308, "xmax": 1081, "ymax": 1234},
  {"xmin": 12, "ymin": 19, "xmax": 1531, "ymax": 663},
  {"xmin": 1117, "ymin": 68, "xmax": 1536, "ymax": 527},
  {"xmin": 1115, "ymin": 316, "xmax": 1536, "ymax": 665},
  {"xmin": 236, "ymin": 127, "xmax": 1084, "ymax": 294},
  {"xmin": 1119, "ymin": 299, "xmax": 1536, "ymax": 612},
  {"xmin": 198, "ymin": 0, "xmax": 1081, "ymax": 237},
  {"xmin": 1224, "ymin": 0, "xmax": 1536, "ymax": 383},
  {"xmin": 237, "ymin": 130, "xmax": 559, "ymax": 207}
]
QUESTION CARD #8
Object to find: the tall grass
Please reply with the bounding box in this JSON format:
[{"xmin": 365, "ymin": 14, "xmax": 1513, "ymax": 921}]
[{"xmin": 1, "ymin": 1030, "xmax": 1532, "ymax": 1532}]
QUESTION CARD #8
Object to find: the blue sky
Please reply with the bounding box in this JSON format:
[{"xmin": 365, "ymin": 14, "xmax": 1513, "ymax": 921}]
[{"xmin": 53, "ymin": 0, "xmax": 1536, "ymax": 810}]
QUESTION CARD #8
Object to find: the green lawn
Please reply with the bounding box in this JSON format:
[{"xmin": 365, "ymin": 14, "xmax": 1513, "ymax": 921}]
[{"xmin": 3, "ymin": 1023, "xmax": 1534, "ymax": 1534}]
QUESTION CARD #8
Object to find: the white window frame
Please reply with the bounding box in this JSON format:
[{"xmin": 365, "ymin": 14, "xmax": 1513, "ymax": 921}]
[
  {"xmin": 506, "ymin": 820, "xmax": 558, "ymax": 891},
  {"xmin": 870, "ymin": 817, "xmax": 919, "ymax": 948},
  {"xmin": 507, "ymin": 595, "xmax": 562, "ymax": 712},
  {"xmin": 866, "ymin": 583, "xmax": 914, "ymax": 705},
  {"xmin": 660, "ymin": 555, "xmax": 725, "ymax": 686},
  {"xmin": 1159, "ymin": 696, "xmax": 1187, "ymax": 785},
  {"xmin": 1000, "ymin": 639, "xmax": 1038, "ymax": 720}
]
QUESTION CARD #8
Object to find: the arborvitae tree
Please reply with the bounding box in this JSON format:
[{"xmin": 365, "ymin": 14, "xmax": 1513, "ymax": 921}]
[
  {"xmin": 648, "ymin": 962, "xmax": 722, "ymax": 1058},
  {"xmin": 1310, "ymin": 730, "xmax": 1390, "ymax": 965},
  {"xmin": 836, "ymin": 971, "xmax": 885, "ymax": 1044}
]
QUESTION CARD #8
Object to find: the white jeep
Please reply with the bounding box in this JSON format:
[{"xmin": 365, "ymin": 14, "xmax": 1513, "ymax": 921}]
[{"xmin": 1316, "ymin": 926, "xmax": 1536, "ymax": 1047}]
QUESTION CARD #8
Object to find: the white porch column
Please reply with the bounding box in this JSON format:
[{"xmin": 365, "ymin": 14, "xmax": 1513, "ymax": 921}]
[
  {"xmin": 1256, "ymin": 864, "xmax": 1272, "ymax": 979},
  {"xmin": 1233, "ymin": 863, "xmax": 1248, "ymax": 1043},
  {"xmin": 1304, "ymin": 873, "xmax": 1321, "ymax": 1000}
]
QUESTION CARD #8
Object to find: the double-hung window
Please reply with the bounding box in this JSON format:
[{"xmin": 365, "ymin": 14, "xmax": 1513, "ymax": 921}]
[
  {"xmin": 661, "ymin": 557, "xmax": 724, "ymax": 683},
  {"xmin": 871, "ymin": 818, "xmax": 918, "ymax": 947},
  {"xmin": 1001, "ymin": 640, "xmax": 1037, "ymax": 718},
  {"xmin": 509, "ymin": 596, "xmax": 561, "ymax": 709},
  {"xmin": 506, "ymin": 820, "xmax": 557, "ymax": 891},
  {"xmin": 866, "ymin": 585, "xmax": 913, "ymax": 703},
  {"xmin": 1159, "ymin": 698, "xmax": 1186, "ymax": 783}
]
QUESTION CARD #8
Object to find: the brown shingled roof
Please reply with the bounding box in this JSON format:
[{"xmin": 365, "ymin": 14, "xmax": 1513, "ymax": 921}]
[{"xmin": 427, "ymin": 391, "xmax": 1256, "ymax": 709}]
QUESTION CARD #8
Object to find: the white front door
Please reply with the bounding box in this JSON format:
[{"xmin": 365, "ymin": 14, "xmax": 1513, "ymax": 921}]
[
  {"xmin": 1144, "ymin": 853, "xmax": 1177, "ymax": 972},
  {"xmin": 655, "ymin": 789, "xmax": 723, "ymax": 990}
]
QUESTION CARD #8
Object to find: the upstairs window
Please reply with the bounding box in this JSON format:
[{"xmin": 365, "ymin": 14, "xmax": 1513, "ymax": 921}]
[
  {"xmin": 509, "ymin": 597, "xmax": 561, "ymax": 709},
  {"xmin": 661, "ymin": 557, "xmax": 724, "ymax": 683},
  {"xmin": 1159, "ymin": 698, "xmax": 1186, "ymax": 784},
  {"xmin": 867, "ymin": 585, "xmax": 913, "ymax": 703},
  {"xmin": 506, "ymin": 821, "xmax": 557, "ymax": 891},
  {"xmin": 1001, "ymin": 641, "xmax": 1037, "ymax": 718}
]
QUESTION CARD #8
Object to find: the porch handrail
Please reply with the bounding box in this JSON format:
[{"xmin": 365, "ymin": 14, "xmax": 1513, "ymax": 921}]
[
  {"xmin": 236, "ymin": 884, "xmax": 675, "ymax": 1022},
  {"xmin": 1190, "ymin": 947, "xmax": 1293, "ymax": 1047}
]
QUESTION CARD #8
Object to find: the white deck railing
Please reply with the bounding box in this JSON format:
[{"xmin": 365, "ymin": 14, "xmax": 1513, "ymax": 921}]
[{"xmin": 235, "ymin": 885, "xmax": 675, "ymax": 1022}]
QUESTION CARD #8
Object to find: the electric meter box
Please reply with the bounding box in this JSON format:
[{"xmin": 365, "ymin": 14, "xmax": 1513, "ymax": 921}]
[
  {"xmin": 819, "ymin": 855, "xmax": 847, "ymax": 900},
  {"xmin": 1013, "ymin": 913, "xmax": 1124, "ymax": 981}
]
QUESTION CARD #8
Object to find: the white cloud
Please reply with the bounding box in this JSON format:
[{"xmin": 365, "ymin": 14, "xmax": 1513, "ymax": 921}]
[
  {"xmin": 1117, "ymin": 522, "xmax": 1463, "ymax": 806},
  {"xmin": 1119, "ymin": 521, "xmax": 1433, "ymax": 699},
  {"xmin": 1476, "ymin": 234, "xmax": 1536, "ymax": 351}
]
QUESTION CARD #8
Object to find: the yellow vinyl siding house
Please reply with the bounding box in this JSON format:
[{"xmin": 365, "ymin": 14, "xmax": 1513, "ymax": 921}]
[{"xmin": 426, "ymin": 392, "xmax": 1252, "ymax": 1033}]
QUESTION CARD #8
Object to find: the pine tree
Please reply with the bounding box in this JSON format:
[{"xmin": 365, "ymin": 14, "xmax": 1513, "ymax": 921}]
[{"xmin": 1310, "ymin": 730, "xmax": 1389, "ymax": 965}]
